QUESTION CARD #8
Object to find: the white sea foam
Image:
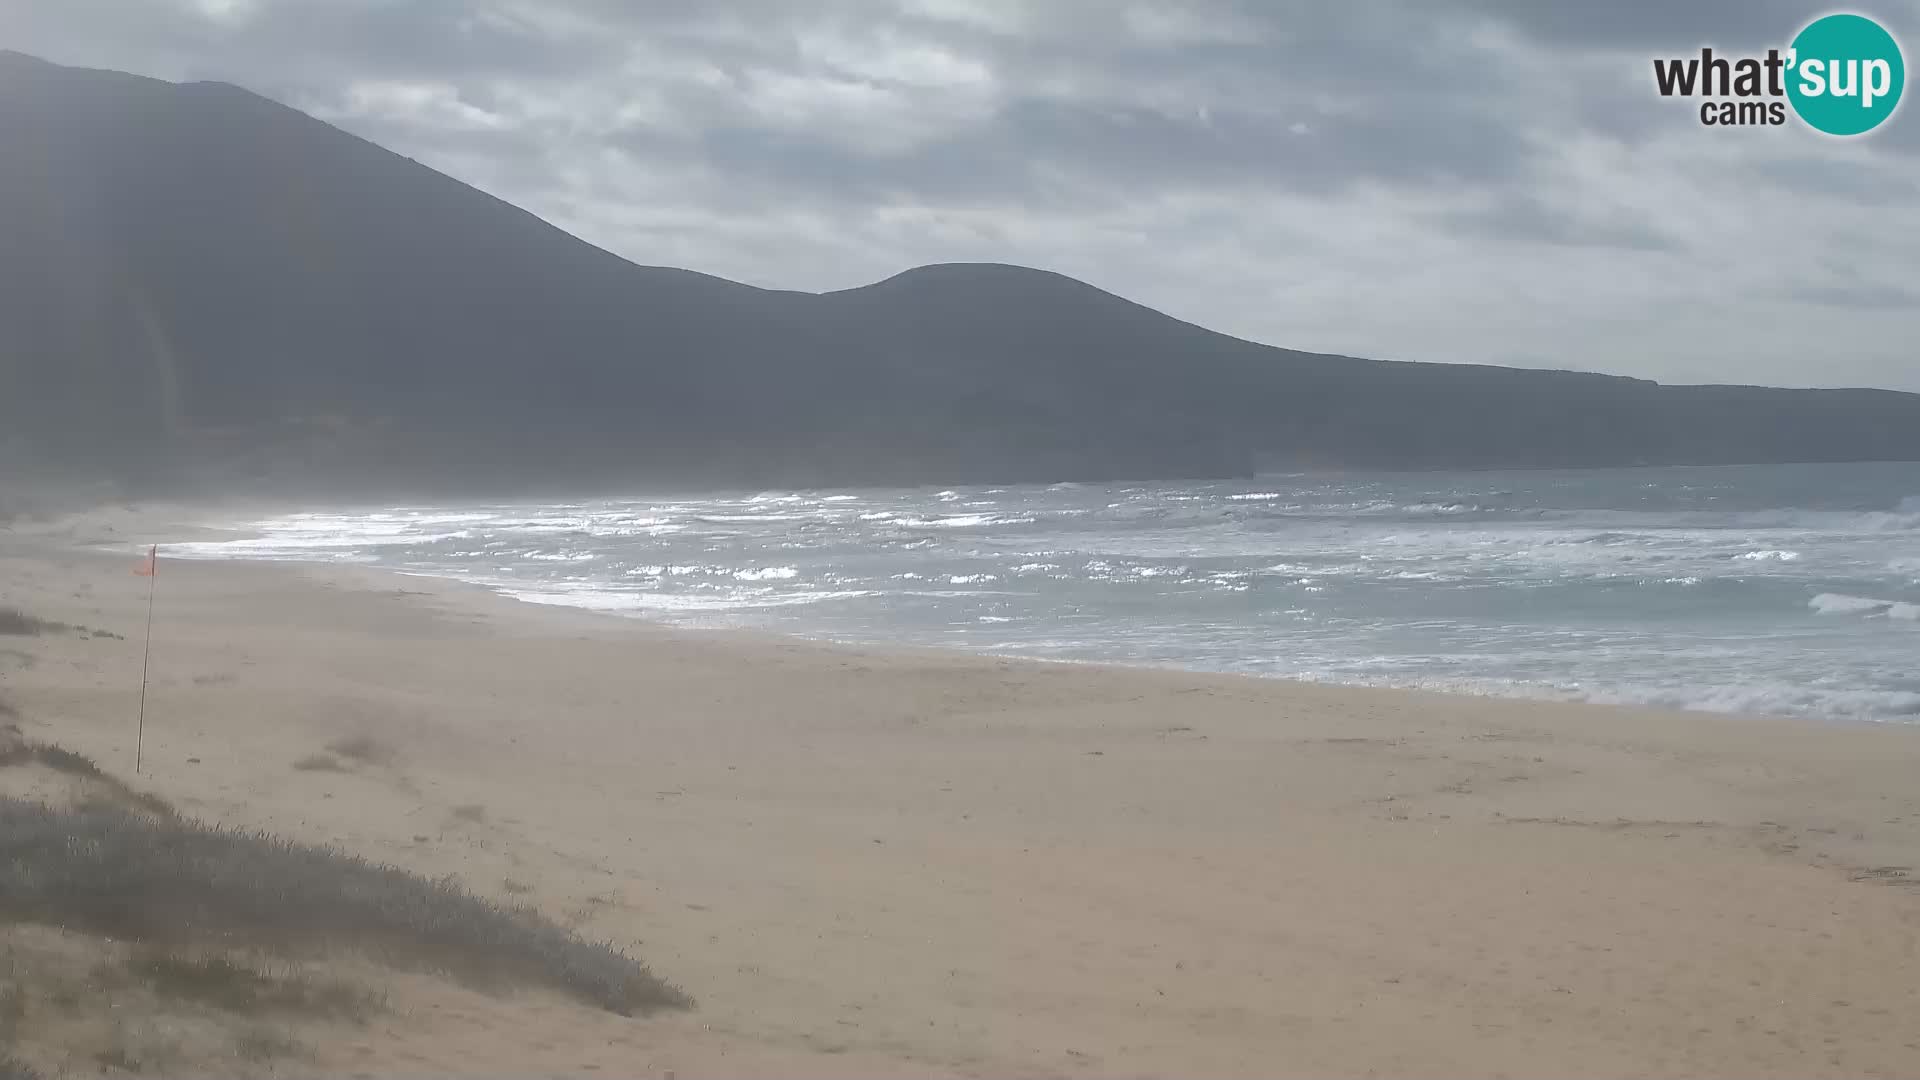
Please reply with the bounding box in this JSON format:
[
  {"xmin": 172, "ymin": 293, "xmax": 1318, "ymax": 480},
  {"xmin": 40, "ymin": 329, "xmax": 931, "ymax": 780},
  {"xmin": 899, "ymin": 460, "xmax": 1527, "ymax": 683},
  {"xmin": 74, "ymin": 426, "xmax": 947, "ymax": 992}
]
[
  {"xmin": 734, "ymin": 566, "xmax": 799, "ymax": 581},
  {"xmin": 168, "ymin": 528, "xmax": 469, "ymax": 559},
  {"xmin": 1318, "ymin": 673, "xmax": 1920, "ymax": 723},
  {"xmin": 499, "ymin": 585, "xmax": 875, "ymax": 613},
  {"xmin": 1810, "ymin": 592, "xmax": 1913, "ymax": 616},
  {"xmin": 1716, "ymin": 507, "xmax": 1920, "ymax": 532},
  {"xmin": 587, "ymin": 523, "xmax": 687, "ymax": 537},
  {"xmin": 1580, "ymin": 681, "xmax": 1920, "ymax": 721},
  {"xmin": 352, "ymin": 511, "xmax": 496, "ymax": 525},
  {"xmin": 895, "ymin": 513, "xmax": 1034, "ymax": 529},
  {"xmin": 171, "ymin": 466, "xmax": 1920, "ymax": 723},
  {"xmin": 474, "ymin": 519, "xmax": 592, "ymax": 533}
]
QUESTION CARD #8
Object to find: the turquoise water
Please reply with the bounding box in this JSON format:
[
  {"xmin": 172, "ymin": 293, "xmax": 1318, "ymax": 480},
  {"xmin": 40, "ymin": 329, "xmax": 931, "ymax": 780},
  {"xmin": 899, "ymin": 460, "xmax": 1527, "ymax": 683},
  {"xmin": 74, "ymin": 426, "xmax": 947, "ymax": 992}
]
[{"xmin": 177, "ymin": 462, "xmax": 1920, "ymax": 722}]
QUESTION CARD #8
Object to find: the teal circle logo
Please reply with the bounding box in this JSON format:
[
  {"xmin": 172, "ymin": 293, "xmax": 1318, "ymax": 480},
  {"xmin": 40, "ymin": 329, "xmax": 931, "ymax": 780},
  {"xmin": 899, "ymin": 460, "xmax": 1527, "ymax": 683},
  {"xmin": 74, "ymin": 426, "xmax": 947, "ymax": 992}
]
[{"xmin": 1786, "ymin": 13, "xmax": 1905, "ymax": 135}]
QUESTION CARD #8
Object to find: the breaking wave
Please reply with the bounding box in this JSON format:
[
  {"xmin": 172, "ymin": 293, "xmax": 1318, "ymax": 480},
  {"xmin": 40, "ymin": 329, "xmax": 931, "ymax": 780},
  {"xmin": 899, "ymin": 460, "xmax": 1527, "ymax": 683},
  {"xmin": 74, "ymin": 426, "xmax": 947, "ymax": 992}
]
[
  {"xmin": 166, "ymin": 462, "xmax": 1920, "ymax": 723},
  {"xmin": 1810, "ymin": 593, "xmax": 1920, "ymax": 619}
]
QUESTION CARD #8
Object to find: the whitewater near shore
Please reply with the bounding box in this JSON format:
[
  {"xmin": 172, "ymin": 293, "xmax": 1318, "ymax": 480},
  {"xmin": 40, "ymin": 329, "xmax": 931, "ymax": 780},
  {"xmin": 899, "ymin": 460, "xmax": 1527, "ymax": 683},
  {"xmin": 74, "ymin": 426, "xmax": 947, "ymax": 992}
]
[
  {"xmin": 4, "ymin": 508, "xmax": 1920, "ymax": 1078},
  {"xmin": 162, "ymin": 463, "xmax": 1920, "ymax": 724}
]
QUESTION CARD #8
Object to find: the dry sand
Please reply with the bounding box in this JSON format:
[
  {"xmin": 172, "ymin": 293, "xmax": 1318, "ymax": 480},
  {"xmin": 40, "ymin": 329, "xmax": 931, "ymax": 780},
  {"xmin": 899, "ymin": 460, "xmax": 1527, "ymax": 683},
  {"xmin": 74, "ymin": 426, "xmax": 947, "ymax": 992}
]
[{"xmin": 3, "ymin": 508, "xmax": 1919, "ymax": 1078}]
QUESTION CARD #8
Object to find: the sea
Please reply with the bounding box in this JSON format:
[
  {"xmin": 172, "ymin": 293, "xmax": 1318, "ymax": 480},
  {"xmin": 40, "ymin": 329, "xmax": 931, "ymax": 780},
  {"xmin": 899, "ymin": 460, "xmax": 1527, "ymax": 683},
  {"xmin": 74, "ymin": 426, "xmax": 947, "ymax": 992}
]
[{"xmin": 172, "ymin": 461, "xmax": 1920, "ymax": 723}]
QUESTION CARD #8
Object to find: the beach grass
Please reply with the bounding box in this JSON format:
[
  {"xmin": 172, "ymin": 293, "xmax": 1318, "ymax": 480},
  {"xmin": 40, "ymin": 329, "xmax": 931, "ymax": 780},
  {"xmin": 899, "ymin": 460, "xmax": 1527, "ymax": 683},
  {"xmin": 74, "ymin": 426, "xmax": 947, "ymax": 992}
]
[
  {"xmin": 0, "ymin": 795, "xmax": 687, "ymax": 1015},
  {"xmin": 0, "ymin": 607, "xmax": 67, "ymax": 637},
  {"xmin": 0, "ymin": 740, "xmax": 177, "ymax": 820},
  {"xmin": 127, "ymin": 949, "xmax": 384, "ymax": 1020}
]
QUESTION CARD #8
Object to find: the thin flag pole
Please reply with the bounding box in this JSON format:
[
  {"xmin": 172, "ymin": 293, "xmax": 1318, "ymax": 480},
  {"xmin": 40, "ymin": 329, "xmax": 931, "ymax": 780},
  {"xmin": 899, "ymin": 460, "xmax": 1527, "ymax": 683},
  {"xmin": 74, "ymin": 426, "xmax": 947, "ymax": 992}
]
[{"xmin": 135, "ymin": 545, "xmax": 157, "ymax": 775}]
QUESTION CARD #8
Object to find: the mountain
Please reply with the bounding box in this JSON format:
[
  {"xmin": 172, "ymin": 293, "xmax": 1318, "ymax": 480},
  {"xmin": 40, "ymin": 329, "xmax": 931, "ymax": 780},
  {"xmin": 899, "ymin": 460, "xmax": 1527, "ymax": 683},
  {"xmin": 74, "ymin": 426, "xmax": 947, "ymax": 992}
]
[{"xmin": 3, "ymin": 50, "xmax": 1918, "ymax": 493}]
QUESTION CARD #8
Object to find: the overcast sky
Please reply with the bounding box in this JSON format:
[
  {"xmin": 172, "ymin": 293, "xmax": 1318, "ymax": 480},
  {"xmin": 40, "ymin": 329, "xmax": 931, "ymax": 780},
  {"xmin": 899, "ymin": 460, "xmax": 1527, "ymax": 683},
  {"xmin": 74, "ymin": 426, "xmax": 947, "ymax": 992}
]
[{"xmin": 5, "ymin": 0, "xmax": 1918, "ymax": 390}]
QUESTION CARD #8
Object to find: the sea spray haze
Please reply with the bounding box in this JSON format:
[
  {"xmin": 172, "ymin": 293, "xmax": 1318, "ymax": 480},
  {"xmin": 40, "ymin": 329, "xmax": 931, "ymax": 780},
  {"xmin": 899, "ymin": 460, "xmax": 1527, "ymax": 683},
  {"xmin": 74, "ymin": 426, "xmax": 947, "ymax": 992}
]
[{"xmin": 176, "ymin": 462, "xmax": 1920, "ymax": 723}]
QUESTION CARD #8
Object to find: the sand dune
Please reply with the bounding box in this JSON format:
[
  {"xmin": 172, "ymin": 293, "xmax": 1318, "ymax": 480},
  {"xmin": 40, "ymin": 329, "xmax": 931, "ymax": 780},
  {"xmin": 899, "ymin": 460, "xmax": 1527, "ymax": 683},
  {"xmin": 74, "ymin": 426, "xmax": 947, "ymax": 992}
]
[{"xmin": 2, "ymin": 511, "xmax": 1918, "ymax": 1077}]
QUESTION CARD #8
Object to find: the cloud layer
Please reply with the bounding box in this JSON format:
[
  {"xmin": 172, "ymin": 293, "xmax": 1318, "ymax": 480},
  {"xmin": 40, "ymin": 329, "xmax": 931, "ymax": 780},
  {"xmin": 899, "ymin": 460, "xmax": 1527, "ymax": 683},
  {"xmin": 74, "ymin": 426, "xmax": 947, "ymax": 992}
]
[{"xmin": 5, "ymin": 0, "xmax": 1917, "ymax": 389}]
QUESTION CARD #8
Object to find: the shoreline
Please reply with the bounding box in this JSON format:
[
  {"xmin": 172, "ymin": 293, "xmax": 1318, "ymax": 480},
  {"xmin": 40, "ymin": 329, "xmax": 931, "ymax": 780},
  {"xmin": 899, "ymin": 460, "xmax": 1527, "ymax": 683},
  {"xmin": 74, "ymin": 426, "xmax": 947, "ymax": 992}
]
[
  {"xmin": 21, "ymin": 497, "xmax": 1920, "ymax": 737},
  {"xmin": 167, "ymin": 556, "xmax": 1901, "ymax": 732},
  {"xmin": 152, "ymin": 536, "xmax": 1914, "ymax": 733},
  {"xmin": 104, "ymin": 481, "xmax": 1918, "ymax": 729},
  {"xmin": 7, "ymin": 508, "xmax": 1920, "ymax": 1076}
]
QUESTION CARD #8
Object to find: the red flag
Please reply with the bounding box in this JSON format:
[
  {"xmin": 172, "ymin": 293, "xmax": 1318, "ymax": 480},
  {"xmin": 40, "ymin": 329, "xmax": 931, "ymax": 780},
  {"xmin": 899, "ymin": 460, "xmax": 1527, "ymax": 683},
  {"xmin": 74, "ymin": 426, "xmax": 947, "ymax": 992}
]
[{"xmin": 134, "ymin": 545, "xmax": 156, "ymax": 577}]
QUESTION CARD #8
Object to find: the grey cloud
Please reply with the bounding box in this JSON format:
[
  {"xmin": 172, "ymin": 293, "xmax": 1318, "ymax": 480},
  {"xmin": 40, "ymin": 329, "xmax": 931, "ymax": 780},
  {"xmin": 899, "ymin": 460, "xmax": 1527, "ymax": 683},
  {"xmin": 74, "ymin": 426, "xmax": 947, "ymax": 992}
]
[
  {"xmin": 1782, "ymin": 255, "xmax": 1920, "ymax": 309},
  {"xmin": 279, "ymin": 0, "xmax": 1550, "ymax": 210},
  {"xmin": 644, "ymin": 94, "xmax": 1538, "ymax": 207},
  {"xmin": 1437, "ymin": 194, "xmax": 1680, "ymax": 252},
  {"xmin": 1790, "ymin": 282, "xmax": 1920, "ymax": 309},
  {"xmin": 1752, "ymin": 153, "xmax": 1920, "ymax": 204},
  {"xmin": 1455, "ymin": 0, "xmax": 1913, "ymax": 49}
]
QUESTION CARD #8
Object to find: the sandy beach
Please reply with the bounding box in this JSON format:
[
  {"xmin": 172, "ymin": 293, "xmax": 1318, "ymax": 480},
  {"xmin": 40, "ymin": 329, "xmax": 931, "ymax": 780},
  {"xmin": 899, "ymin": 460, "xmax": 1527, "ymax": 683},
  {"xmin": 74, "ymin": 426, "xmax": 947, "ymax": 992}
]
[{"xmin": 4, "ymin": 509, "xmax": 1920, "ymax": 1078}]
